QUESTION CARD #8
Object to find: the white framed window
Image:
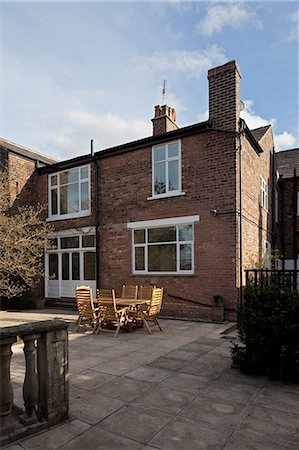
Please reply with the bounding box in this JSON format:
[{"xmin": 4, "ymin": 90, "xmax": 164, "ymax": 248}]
[
  {"xmin": 128, "ymin": 215, "xmax": 200, "ymax": 275},
  {"xmin": 151, "ymin": 140, "xmax": 182, "ymax": 199},
  {"xmin": 260, "ymin": 176, "xmax": 268, "ymax": 211},
  {"xmin": 48, "ymin": 165, "xmax": 91, "ymax": 220}
]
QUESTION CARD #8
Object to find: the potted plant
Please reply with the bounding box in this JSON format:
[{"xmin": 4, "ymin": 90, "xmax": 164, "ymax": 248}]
[{"xmin": 212, "ymin": 295, "xmax": 224, "ymax": 322}]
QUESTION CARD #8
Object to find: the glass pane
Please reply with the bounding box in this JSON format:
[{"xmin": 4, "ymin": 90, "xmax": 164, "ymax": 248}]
[
  {"xmin": 168, "ymin": 142, "xmax": 179, "ymax": 158},
  {"xmin": 148, "ymin": 227, "xmax": 176, "ymax": 243},
  {"xmin": 50, "ymin": 175, "xmax": 58, "ymax": 186},
  {"xmin": 148, "ymin": 244, "xmax": 176, "ymax": 272},
  {"xmin": 80, "ymin": 166, "xmax": 89, "ymax": 179},
  {"xmin": 154, "ymin": 146, "xmax": 165, "ymax": 162},
  {"xmin": 67, "ymin": 183, "xmax": 79, "ymax": 213},
  {"xmin": 168, "ymin": 160, "xmax": 179, "ymax": 191},
  {"xmin": 60, "ymin": 169, "xmax": 78, "ymax": 185},
  {"xmin": 179, "ymin": 225, "xmax": 193, "ymax": 241},
  {"xmin": 72, "ymin": 253, "xmax": 80, "ymax": 280},
  {"xmin": 49, "ymin": 253, "xmax": 58, "ymax": 280},
  {"xmin": 51, "ymin": 189, "xmax": 58, "ymax": 215},
  {"xmin": 81, "ymin": 181, "xmax": 89, "ymax": 211},
  {"xmin": 60, "ymin": 186, "xmax": 67, "ymax": 215},
  {"xmin": 82, "ymin": 235, "xmax": 95, "ymax": 247},
  {"xmin": 84, "ymin": 252, "xmax": 95, "ymax": 280},
  {"xmin": 61, "ymin": 236, "xmax": 79, "ymax": 249},
  {"xmin": 135, "ymin": 247, "xmax": 145, "ymax": 270},
  {"xmin": 134, "ymin": 229, "xmax": 145, "ymax": 244},
  {"xmin": 62, "ymin": 253, "xmax": 69, "ymax": 280},
  {"xmin": 154, "ymin": 162, "xmax": 166, "ymax": 194},
  {"xmin": 180, "ymin": 244, "xmax": 192, "ymax": 270}
]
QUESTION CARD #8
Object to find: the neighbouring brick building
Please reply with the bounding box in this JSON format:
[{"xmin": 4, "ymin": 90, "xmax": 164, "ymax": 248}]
[
  {"xmin": 276, "ymin": 148, "xmax": 299, "ymax": 272},
  {"xmin": 1, "ymin": 60, "xmax": 277, "ymax": 320}
]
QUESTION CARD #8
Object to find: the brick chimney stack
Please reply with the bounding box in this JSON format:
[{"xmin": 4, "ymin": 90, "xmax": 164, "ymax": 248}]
[
  {"xmin": 208, "ymin": 60, "xmax": 242, "ymax": 132},
  {"xmin": 152, "ymin": 105, "xmax": 179, "ymax": 136}
]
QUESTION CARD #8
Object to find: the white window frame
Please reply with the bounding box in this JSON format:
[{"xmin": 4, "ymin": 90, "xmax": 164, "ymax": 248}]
[
  {"xmin": 150, "ymin": 140, "xmax": 183, "ymax": 199},
  {"xmin": 47, "ymin": 164, "xmax": 91, "ymax": 221},
  {"xmin": 127, "ymin": 215, "xmax": 200, "ymax": 275},
  {"xmin": 260, "ymin": 176, "xmax": 268, "ymax": 211}
]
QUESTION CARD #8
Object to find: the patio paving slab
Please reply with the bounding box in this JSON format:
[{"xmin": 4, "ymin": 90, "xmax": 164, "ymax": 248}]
[
  {"xmin": 97, "ymin": 404, "xmax": 175, "ymax": 444},
  {"xmin": 99, "ymin": 377, "xmax": 152, "ymax": 403},
  {"xmin": 60, "ymin": 427, "xmax": 144, "ymax": 450},
  {"xmin": 21, "ymin": 419, "xmax": 91, "ymax": 450},
  {"xmin": 132, "ymin": 384, "xmax": 197, "ymax": 415},
  {"xmin": 70, "ymin": 390, "xmax": 125, "ymax": 425},
  {"xmin": 159, "ymin": 372, "xmax": 211, "ymax": 394},
  {"xmin": 149, "ymin": 416, "xmax": 228, "ymax": 450},
  {"xmin": 125, "ymin": 365, "xmax": 172, "ymax": 383},
  {"xmin": 180, "ymin": 394, "xmax": 250, "ymax": 437}
]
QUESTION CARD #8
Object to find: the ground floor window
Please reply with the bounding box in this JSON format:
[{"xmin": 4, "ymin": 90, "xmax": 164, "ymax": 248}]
[
  {"xmin": 127, "ymin": 215, "xmax": 199, "ymax": 275},
  {"xmin": 45, "ymin": 228, "xmax": 96, "ymax": 298}
]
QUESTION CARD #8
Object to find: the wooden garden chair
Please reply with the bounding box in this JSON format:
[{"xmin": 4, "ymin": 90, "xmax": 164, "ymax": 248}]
[
  {"xmin": 137, "ymin": 287, "xmax": 164, "ymax": 335},
  {"xmin": 121, "ymin": 284, "xmax": 138, "ymax": 300},
  {"xmin": 96, "ymin": 289, "xmax": 130, "ymax": 337},
  {"xmin": 75, "ymin": 286, "xmax": 99, "ymax": 332},
  {"xmin": 138, "ymin": 285, "xmax": 156, "ymax": 301}
]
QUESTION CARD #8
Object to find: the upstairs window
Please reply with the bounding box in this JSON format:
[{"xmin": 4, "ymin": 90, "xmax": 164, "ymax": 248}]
[
  {"xmin": 152, "ymin": 141, "xmax": 181, "ymax": 198},
  {"xmin": 48, "ymin": 165, "xmax": 90, "ymax": 220},
  {"xmin": 260, "ymin": 176, "xmax": 268, "ymax": 211}
]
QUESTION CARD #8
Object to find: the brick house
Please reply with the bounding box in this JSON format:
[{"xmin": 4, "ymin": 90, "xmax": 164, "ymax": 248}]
[
  {"xmin": 1, "ymin": 61, "xmax": 275, "ymax": 320},
  {"xmin": 276, "ymin": 148, "xmax": 299, "ymax": 272}
]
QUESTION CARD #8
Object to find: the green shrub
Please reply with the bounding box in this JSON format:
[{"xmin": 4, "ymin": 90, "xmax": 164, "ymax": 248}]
[{"xmin": 231, "ymin": 285, "xmax": 299, "ymax": 383}]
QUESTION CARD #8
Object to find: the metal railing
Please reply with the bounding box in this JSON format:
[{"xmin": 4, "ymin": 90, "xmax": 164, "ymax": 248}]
[
  {"xmin": 245, "ymin": 269, "xmax": 299, "ymax": 291},
  {"xmin": 0, "ymin": 320, "xmax": 69, "ymax": 446}
]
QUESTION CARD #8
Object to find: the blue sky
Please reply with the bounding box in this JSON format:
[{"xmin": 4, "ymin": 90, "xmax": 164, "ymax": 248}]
[{"xmin": 1, "ymin": 1, "xmax": 298, "ymax": 160}]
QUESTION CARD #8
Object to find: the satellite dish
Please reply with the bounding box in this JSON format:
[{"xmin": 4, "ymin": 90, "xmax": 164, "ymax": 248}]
[{"xmin": 240, "ymin": 100, "xmax": 245, "ymax": 111}]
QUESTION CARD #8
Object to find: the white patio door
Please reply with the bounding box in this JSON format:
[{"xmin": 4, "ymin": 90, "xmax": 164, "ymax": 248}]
[{"xmin": 61, "ymin": 252, "xmax": 80, "ymax": 297}]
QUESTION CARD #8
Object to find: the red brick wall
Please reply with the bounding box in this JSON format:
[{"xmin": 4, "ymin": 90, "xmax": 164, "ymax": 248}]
[
  {"xmin": 240, "ymin": 129, "xmax": 274, "ymax": 274},
  {"xmin": 98, "ymin": 130, "xmax": 239, "ymax": 320},
  {"xmin": 277, "ymin": 176, "xmax": 298, "ymax": 260}
]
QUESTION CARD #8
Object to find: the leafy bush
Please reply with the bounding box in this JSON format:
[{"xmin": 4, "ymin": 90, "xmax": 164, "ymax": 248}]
[{"xmin": 231, "ymin": 285, "xmax": 299, "ymax": 383}]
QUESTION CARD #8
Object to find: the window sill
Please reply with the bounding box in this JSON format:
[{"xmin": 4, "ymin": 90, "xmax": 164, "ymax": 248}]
[
  {"xmin": 131, "ymin": 272, "xmax": 195, "ymax": 277},
  {"xmin": 147, "ymin": 192, "xmax": 186, "ymax": 201},
  {"xmin": 46, "ymin": 211, "xmax": 91, "ymax": 222}
]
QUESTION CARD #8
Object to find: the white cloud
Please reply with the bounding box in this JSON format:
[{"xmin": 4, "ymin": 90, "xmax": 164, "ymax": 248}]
[
  {"xmin": 240, "ymin": 100, "xmax": 276, "ymax": 129},
  {"xmin": 241, "ymin": 100, "xmax": 297, "ymax": 151},
  {"xmin": 274, "ymin": 132, "xmax": 296, "ymax": 152},
  {"xmin": 285, "ymin": 9, "xmax": 299, "ymax": 42},
  {"xmin": 198, "ymin": 3, "xmax": 257, "ymax": 36},
  {"xmin": 135, "ymin": 46, "xmax": 227, "ymax": 79},
  {"xmin": 47, "ymin": 109, "xmax": 151, "ymax": 159}
]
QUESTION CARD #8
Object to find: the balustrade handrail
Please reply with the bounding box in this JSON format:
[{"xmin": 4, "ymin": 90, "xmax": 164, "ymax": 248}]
[
  {"xmin": 0, "ymin": 319, "xmax": 68, "ymax": 339},
  {"xmin": 0, "ymin": 319, "xmax": 69, "ymax": 446}
]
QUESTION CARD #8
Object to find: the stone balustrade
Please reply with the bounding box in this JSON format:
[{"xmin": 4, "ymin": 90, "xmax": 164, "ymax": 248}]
[{"xmin": 0, "ymin": 320, "xmax": 69, "ymax": 446}]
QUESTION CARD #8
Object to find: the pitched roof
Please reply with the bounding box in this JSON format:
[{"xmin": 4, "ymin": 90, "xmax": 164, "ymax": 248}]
[
  {"xmin": 276, "ymin": 148, "xmax": 299, "ymax": 178},
  {"xmin": 0, "ymin": 138, "xmax": 59, "ymax": 166},
  {"xmin": 251, "ymin": 125, "xmax": 271, "ymax": 142}
]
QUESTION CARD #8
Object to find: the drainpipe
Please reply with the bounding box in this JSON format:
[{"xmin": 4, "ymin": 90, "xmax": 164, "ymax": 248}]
[
  {"xmin": 238, "ymin": 119, "xmax": 245, "ymax": 305},
  {"xmin": 91, "ymin": 140, "xmax": 100, "ymax": 291}
]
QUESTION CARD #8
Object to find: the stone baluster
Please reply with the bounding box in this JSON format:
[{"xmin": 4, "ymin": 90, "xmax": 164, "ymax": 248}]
[
  {"xmin": 0, "ymin": 336, "xmax": 17, "ymax": 437},
  {"xmin": 19, "ymin": 334, "xmax": 39, "ymax": 425}
]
